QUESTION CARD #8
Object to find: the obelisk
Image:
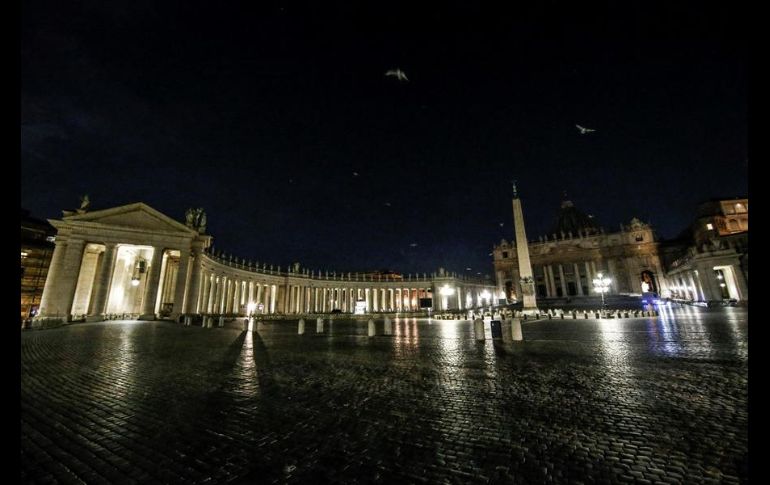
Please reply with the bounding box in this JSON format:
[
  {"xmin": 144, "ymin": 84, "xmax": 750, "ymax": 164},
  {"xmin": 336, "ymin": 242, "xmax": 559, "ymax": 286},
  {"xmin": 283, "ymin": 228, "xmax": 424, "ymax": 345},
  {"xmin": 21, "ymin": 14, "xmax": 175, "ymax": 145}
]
[{"xmin": 511, "ymin": 182, "xmax": 538, "ymax": 312}]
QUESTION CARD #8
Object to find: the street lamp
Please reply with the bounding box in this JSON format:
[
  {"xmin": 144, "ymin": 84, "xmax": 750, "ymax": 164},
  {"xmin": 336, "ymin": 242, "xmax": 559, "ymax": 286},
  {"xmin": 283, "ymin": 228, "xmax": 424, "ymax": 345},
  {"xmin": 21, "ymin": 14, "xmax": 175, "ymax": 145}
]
[{"xmin": 592, "ymin": 272, "xmax": 611, "ymax": 311}]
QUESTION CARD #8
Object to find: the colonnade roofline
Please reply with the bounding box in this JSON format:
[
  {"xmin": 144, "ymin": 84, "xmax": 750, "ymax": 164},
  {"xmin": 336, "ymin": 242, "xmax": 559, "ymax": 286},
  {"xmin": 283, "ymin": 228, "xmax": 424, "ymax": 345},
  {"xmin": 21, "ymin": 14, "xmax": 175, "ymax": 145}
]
[{"xmin": 201, "ymin": 251, "xmax": 492, "ymax": 285}]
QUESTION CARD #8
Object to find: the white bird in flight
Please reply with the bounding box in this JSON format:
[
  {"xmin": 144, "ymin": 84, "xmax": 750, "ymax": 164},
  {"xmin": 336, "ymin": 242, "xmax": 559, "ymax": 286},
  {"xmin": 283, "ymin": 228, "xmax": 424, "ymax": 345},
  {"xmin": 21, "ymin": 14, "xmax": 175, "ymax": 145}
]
[
  {"xmin": 409, "ymin": 242, "xmax": 418, "ymax": 247},
  {"xmin": 385, "ymin": 69, "xmax": 409, "ymax": 82},
  {"xmin": 576, "ymin": 124, "xmax": 596, "ymax": 134}
]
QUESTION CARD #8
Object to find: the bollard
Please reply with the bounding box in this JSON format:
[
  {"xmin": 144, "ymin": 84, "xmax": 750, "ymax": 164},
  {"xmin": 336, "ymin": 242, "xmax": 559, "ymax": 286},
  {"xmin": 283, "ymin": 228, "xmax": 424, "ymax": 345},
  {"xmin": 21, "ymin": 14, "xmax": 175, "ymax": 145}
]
[
  {"xmin": 384, "ymin": 316, "xmax": 392, "ymax": 335},
  {"xmin": 368, "ymin": 319, "xmax": 376, "ymax": 337},
  {"xmin": 242, "ymin": 318, "xmax": 249, "ymax": 331},
  {"xmin": 207, "ymin": 317, "xmax": 213, "ymax": 328},
  {"xmin": 316, "ymin": 317, "xmax": 324, "ymax": 333},
  {"xmin": 474, "ymin": 318, "xmax": 485, "ymax": 341},
  {"xmin": 594, "ymin": 312, "xmax": 599, "ymax": 319},
  {"xmin": 584, "ymin": 312, "xmax": 588, "ymax": 319},
  {"xmin": 548, "ymin": 313, "xmax": 552, "ymax": 320},
  {"xmin": 511, "ymin": 318, "xmax": 523, "ymax": 341},
  {"xmin": 560, "ymin": 312, "xmax": 564, "ymax": 320},
  {"xmin": 218, "ymin": 316, "xmax": 225, "ymax": 328},
  {"xmin": 298, "ymin": 318, "xmax": 305, "ymax": 334},
  {"xmin": 572, "ymin": 311, "xmax": 577, "ymax": 319}
]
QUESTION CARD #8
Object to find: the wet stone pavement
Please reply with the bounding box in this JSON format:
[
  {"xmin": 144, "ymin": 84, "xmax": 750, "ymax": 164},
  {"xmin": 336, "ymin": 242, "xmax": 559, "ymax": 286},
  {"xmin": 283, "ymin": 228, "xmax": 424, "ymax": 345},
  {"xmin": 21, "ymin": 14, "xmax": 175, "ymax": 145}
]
[{"xmin": 21, "ymin": 306, "xmax": 748, "ymax": 484}]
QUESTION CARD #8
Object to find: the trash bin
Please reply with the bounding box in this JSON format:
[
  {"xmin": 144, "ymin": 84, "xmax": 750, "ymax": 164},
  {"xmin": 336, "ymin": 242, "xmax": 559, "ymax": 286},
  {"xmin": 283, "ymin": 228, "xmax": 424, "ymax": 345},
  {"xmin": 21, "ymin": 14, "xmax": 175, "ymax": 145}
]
[{"xmin": 490, "ymin": 320, "xmax": 502, "ymax": 339}]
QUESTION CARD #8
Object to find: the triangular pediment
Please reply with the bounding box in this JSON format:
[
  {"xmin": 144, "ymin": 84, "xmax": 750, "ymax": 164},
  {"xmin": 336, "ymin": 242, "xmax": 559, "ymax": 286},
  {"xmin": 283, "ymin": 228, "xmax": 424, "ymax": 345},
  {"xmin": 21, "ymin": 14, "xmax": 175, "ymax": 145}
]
[{"xmin": 62, "ymin": 203, "xmax": 196, "ymax": 235}]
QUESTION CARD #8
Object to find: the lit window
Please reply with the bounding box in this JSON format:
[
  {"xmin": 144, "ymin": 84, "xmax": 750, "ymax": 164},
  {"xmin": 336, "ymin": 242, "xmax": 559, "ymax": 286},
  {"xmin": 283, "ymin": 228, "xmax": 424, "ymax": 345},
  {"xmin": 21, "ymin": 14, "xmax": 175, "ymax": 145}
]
[
  {"xmin": 706, "ymin": 223, "xmax": 714, "ymax": 230},
  {"xmin": 21, "ymin": 251, "xmax": 29, "ymax": 259},
  {"xmin": 46, "ymin": 236, "xmax": 56, "ymax": 242},
  {"xmin": 735, "ymin": 203, "xmax": 746, "ymax": 213}
]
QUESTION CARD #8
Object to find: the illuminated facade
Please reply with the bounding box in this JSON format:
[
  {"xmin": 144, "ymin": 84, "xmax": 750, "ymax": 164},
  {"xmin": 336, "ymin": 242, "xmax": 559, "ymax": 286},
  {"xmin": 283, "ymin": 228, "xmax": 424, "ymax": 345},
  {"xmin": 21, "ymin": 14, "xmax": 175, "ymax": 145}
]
[
  {"xmin": 660, "ymin": 198, "xmax": 748, "ymax": 303},
  {"xmin": 493, "ymin": 196, "xmax": 668, "ymax": 302},
  {"xmin": 33, "ymin": 202, "xmax": 496, "ymax": 325}
]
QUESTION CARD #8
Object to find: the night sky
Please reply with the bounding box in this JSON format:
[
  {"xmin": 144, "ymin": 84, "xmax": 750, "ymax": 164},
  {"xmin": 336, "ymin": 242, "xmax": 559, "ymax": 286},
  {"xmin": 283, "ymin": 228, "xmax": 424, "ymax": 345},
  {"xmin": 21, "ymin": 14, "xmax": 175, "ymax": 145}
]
[{"xmin": 21, "ymin": 1, "xmax": 747, "ymax": 277}]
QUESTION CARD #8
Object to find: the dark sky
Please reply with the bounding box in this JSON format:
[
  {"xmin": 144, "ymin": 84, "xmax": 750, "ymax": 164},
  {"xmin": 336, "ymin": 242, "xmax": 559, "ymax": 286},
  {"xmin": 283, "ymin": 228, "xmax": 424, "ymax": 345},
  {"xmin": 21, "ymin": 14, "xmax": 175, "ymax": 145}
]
[{"xmin": 21, "ymin": 1, "xmax": 747, "ymax": 277}]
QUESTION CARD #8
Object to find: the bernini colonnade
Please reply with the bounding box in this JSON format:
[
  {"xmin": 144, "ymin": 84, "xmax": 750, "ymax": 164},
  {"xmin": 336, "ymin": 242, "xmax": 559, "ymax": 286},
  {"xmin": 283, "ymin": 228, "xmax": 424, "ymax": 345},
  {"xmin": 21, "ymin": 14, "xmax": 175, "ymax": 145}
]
[{"xmin": 34, "ymin": 203, "xmax": 497, "ymax": 324}]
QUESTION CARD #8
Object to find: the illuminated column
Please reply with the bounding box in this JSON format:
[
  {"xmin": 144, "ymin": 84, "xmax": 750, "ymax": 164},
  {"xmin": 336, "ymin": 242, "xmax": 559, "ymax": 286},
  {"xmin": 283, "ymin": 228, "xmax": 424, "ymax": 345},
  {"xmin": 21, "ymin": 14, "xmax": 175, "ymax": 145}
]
[
  {"xmin": 216, "ymin": 277, "xmax": 224, "ymax": 313},
  {"xmin": 36, "ymin": 239, "xmax": 70, "ymax": 319},
  {"xmin": 170, "ymin": 249, "xmax": 191, "ymax": 317},
  {"xmin": 574, "ymin": 264, "xmax": 584, "ymax": 295},
  {"xmin": 184, "ymin": 252, "xmax": 202, "ymax": 313},
  {"xmin": 141, "ymin": 248, "xmax": 164, "ymax": 318},
  {"xmin": 89, "ymin": 243, "xmax": 117, "ymax": 318},
  {"xmin": 731, "ymin": 265, "xmax": 749, "ymax": 301},
  {"xmin": 558, "ymin": 264, "xmax": 568, "ymax": 296},
  {"xmin": 696, "ymin": 267, "xmax": 719, "ymax": 301},
  {"xmin": 693, "ymin": 271, "xmax": 706, "ymax": 301},
  {"xmin": 41, "ymin": 239, "xmax": 86, "ymax": 320},
  {"xmin": 205, "ymin": 275, "xmax": 214, "ymax": 313}
]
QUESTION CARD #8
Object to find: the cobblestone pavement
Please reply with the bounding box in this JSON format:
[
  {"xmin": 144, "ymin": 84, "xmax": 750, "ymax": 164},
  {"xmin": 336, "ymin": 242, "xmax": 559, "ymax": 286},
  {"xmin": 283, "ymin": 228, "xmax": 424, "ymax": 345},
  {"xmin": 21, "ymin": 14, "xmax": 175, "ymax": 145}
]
[{"xmin": 21, "ymin": 306, "xmax": 748, "ymax": 484}]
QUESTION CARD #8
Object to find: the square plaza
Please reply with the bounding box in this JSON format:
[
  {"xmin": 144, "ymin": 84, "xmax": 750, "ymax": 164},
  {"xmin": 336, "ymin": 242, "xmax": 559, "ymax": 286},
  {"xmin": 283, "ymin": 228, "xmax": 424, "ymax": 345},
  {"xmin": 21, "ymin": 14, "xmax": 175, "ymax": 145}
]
[{"xmin": 21, "ymin": 308, "xmax": 747, "ymax": 483}]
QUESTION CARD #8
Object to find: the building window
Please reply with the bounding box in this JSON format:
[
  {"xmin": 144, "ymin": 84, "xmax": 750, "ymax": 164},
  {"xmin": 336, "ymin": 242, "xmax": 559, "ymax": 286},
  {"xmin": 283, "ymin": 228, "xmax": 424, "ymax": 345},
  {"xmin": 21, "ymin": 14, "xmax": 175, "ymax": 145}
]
[
  {"xmin": 728, "ymin": 219, "xmax": 740, "ymax": 231},
  {"xmin": 502, "ymin": 251, "xmax": 509, "ymax": 259},
  {"xmin": 635, "ymin": 234, "xmax": 644, "ymax": 242},
  {"xmin": 735, "ymin": 203, "xmax": 746, "ymax": 213},
  {"xmin": 706, "ymin": 223, "xmax": 714, "ymax": 230}
]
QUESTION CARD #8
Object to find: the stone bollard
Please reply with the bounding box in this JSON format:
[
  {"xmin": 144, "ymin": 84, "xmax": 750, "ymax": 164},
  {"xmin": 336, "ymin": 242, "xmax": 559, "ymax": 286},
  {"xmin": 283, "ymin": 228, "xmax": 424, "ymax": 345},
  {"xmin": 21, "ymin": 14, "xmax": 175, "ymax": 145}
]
[
  {"xmin": 368, "ymin": 319, "xmax": 376, "ymax": 337},
  {"xmin": 298, "ymin": 318, "xmax": 305, "ymax": 334},
  {"xmin": 384, "ymin": 317, "xmax": 392, "ymax": 335},
  {"xmin": 584, "ymin": 312, "xmax": 588, "ymax": 319},
  {"xmin": 560, "ymin": 312, "xmax": 564, "ymax": 320},
  {"xmin": 511, "ymin": 318, "xmax": 523, "ymax": 341},
  {"xmin": 207, "ymin": 317, "xmax": 213, "ymax": 328},
  {"xmin": 218, "ymin": 316, "xmax": 225, "ymax": 328},
  {"xmin": 572, "ymin": 311, "xmax": 577, "ymax": 319},
  {"xmin": 242, "ymin": 318, "xmax": 249, "ymax": 331},
  {"xmin": 594, "ymin": 312, "xmax": 599, "ymax": 319},
  {"xmin": 548, "ymin": 313, "xmax": 552, "ymax": 320},
  {"xmin": 316, "ymin": 318, "xmax": 324, "ymax": 333},
  {"xmin": 474, "ymin": 318, "xmax": 485, "ymax": 341}
]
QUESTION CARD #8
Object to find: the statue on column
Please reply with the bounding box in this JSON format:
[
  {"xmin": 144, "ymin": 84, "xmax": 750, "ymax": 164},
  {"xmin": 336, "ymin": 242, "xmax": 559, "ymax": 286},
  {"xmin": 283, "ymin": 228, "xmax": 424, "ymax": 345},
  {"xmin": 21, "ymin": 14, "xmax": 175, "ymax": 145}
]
[
  {"xmin": 77, "ymin": 195, "xmax": 90, "ymax": 214},
  {"xmin": 184, "ymin": 207, "xmax": 208, "ymax": 234}
]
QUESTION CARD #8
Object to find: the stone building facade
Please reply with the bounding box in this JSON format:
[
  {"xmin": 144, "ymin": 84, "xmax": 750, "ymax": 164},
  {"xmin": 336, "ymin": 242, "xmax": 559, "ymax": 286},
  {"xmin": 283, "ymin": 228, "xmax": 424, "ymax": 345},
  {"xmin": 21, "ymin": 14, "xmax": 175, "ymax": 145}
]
[
  {"xmin": 660, "ymin": 198, "xmax": 748, "ymax": 304},
  {"xmin": 492, "ymin": 197, "xmax": 668, "ymax": 302},
  {"xmin": 33, "ymin": 202, "xmax": 496, "ymax": 325}
]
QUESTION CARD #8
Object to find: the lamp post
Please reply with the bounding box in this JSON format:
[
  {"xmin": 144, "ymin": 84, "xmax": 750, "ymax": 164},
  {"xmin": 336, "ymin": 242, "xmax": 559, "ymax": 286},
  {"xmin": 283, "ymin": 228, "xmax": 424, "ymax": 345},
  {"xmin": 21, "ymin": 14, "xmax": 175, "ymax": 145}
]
[{"xmin": 592, "ymin": 272, "xmax": 611, "ymax": 312}]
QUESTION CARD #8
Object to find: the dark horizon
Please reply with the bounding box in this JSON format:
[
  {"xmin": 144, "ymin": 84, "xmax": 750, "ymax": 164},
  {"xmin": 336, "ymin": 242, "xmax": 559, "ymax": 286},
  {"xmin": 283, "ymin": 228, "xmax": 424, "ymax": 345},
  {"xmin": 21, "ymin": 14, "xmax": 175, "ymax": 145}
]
[{"xmin": 21, "ymin": 2, "xmax": 747, "ymax": 276}]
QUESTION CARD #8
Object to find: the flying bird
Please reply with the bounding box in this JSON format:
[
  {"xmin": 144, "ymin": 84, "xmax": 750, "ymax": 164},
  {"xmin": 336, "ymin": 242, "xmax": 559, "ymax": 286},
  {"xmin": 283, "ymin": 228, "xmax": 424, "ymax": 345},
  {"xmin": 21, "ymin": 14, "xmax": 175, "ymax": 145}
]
[
  {"xmin": 385, "ymin": 69, "xmax": 409, "ymax": 82},
  {"xmin": 576, "ymin": 124, "xmax": 596, "ymax": 134},
  {"xmin": 409, "ymin": 243, "xmax": 418, "ymax": 247},
  {"xmin": 352, "ymin": 172, "xmax": 359, "ymax": 176}
]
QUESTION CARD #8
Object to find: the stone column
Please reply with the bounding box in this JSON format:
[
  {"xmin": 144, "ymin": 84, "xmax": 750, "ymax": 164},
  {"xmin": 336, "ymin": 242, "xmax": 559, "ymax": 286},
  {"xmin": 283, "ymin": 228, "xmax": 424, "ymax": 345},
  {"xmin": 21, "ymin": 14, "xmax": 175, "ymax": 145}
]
[
  {"xmin": 171, "ymin": 249, "xmax": 191, "ymax": 318},
  {"xmin": 38, "ymin": 239, "xmax": 86, "ymax": 321},
  {"xmin": 574, "ymin": 263, "xmax": 584, "ymax": 295},
  {"xmin": 37, "ymin": 239, "xmax": 69, "ymax": 318},
  {"xmin": 697, "ymin": 265, "xmax": 721, "ymax": 302},
  {"xmin": 584, "ymin": 262, "xmax": 593, "ymax": 291},
  {"xmin": 558, "ymin": 264, "xmax": 568, "ymax": 296},
  {"xmin": 731, "ymin": 264, "xmax": 749, "ymax": 301},
  {"xmin": 547, "ymin": 265, "xmax": 557, "ymax": 297},
  {"xmin": 141, "ymin": 248, "xmax": 165, "ymax": 319},
  {"xmin": 88, "ymin": 243, "xmax": 118, "ymax": 320}
]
